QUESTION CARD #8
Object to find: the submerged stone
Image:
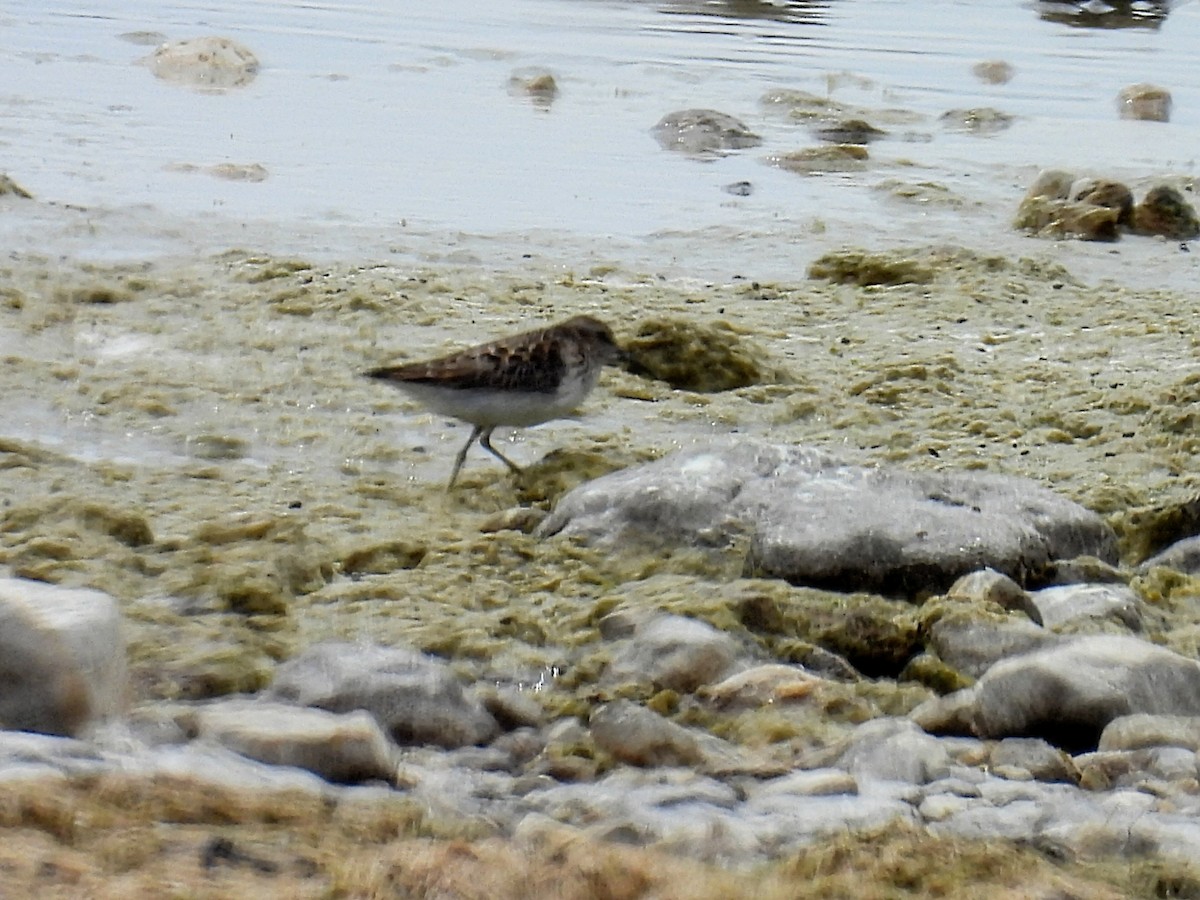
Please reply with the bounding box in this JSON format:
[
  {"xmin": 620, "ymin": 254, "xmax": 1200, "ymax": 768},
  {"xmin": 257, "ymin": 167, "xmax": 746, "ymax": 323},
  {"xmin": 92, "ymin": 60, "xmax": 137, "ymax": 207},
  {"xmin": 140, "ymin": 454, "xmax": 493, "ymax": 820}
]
[
  {"xmin": 767, "ymin": 145, "xmax": 868, "ymax": 174},
  {"xmin": 144, "ymin": 36, "xmax": 259, "ymax": 90},
  {"xmin": 1117, "ymin": 83, "xmax": 1172, "ymax": 122},
  {"xmin": 508, "ymin": 67, "xmax": 559, "ymax": 108},
  {"xmin": 938, "ymin": 107, "xmax": 1013, "ymax": 134},
  {"xmin": 650, "ymin": 109, "xmax": 762, "ymax": 159}
]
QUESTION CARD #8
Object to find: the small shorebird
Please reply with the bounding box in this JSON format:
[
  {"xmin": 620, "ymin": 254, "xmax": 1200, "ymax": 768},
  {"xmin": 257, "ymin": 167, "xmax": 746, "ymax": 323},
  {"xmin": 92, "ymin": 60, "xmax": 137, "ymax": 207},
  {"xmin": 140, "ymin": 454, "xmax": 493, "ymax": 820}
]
[{"xmin": 364, "ymin": 315, "xmax": 624, "ymax": 488}]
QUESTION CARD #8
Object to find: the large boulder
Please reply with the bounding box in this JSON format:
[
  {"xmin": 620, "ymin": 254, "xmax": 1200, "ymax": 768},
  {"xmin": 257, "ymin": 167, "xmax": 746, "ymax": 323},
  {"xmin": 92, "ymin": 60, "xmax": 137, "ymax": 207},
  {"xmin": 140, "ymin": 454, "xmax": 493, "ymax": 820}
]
[
  {"xmin": 963, "ymin": 636, "xmax": 1200, "ymax": 751},
  {"xmin": 0, "ymin": 578, "xmax": 127, "ymax": 737},
  {"xmin": 538, "ymin": 441, "xmax": 1117, "ymax": 596}
]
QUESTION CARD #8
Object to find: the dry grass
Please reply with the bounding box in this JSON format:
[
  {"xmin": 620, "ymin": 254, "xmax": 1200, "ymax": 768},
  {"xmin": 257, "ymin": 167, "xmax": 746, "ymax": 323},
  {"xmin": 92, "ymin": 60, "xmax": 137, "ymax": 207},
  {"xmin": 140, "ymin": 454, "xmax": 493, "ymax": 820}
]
[{"xmin": 2, "ymin": 774, "xmax": 1199, "ymax": 899}]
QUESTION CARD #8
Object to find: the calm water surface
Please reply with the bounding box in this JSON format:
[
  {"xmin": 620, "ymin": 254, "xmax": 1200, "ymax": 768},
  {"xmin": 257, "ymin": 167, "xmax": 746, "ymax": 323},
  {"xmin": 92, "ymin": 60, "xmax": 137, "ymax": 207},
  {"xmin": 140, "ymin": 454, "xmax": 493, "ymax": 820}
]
[{"xmin": 1, "ymin": 0, "xmax": 1198, "ymax": 277}]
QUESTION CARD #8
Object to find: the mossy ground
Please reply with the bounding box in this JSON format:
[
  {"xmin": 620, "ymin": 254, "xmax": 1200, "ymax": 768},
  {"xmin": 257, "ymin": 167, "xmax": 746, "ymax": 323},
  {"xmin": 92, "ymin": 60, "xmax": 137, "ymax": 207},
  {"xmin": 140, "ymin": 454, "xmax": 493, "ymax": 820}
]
[{"xmin": 2, "ymin": 247, "xmax": 1200, "ymax": 892}]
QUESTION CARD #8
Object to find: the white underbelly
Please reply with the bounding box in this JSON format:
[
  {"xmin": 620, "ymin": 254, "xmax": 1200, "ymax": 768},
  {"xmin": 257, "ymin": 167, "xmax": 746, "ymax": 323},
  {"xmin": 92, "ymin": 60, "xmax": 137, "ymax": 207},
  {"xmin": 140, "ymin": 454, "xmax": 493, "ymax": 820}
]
[{"xmin": 396, "ymin": 374, "xmax": 595, "ymax": 427}]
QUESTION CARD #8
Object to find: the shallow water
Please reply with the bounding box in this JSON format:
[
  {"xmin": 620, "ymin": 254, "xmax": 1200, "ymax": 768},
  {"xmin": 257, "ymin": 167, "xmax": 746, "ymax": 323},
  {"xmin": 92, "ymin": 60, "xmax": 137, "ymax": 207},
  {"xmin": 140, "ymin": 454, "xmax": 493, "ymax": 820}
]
[{"xmin": 2, "ymin": 0, "xmax": 1198, "ymax": 282}]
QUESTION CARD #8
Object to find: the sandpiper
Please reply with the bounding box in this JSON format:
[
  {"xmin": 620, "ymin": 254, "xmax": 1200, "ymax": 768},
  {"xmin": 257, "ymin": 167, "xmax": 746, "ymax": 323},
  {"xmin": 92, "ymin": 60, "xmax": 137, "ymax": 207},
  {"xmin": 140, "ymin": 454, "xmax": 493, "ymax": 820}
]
[{"xmin": 364, "ymin": 315, "xmax": 624, "ymax": 488}]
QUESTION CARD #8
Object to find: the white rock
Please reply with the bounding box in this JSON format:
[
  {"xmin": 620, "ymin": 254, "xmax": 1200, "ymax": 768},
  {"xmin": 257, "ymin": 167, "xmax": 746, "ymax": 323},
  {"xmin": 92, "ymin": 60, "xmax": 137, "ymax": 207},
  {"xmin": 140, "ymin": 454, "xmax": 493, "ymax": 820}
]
[
  {"xmin": 971, "ymin": 635, "xmax": 1200, "ymax": 751},
  {"xmin": 144, "ymin": 36, "xmax": 259, "ymax": 90},
  {"xmin": 1099, "ymin": 714, "xmax": 1200, "ymax": 752},
  {"xmin": 606, "ymin": 614, "xmax": 738, "ymax": 692},
  {"xmin": 1028, "ymin": 583, "xmax": 1143, "ymax": 631},
  {"xmin": 589, "ymin": 700, "xmax": 703, "ymax": 767},
  {"xmin": 267, "ymin": 641, "xmax": 499, "ymax": 749},
  {"xmin": 0, "ymin": 578, "xmax": 127, "ymax": 737},
  {"xmin": 832, "ymin": 718, "xmax": 952, "ymax": 785},
  {"xmin": 539, "ymin": 440, "xmax": 1116, "ymax": 596},
  {"xmin": 186, "ymin": 698, "xmax": 396, "ymax": 783}
]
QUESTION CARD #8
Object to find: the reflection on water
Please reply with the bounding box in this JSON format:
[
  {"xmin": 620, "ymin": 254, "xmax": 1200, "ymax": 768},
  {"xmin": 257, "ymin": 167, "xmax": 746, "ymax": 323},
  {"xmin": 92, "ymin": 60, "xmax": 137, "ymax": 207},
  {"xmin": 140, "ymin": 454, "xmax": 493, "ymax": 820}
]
[
  {"xmin": 1037, "ymin": 0, "xmax": 1174, "ymax": 29},
  {"xmin": 659, "ymin": 0, "xmax": 834, "ymax": 24}
]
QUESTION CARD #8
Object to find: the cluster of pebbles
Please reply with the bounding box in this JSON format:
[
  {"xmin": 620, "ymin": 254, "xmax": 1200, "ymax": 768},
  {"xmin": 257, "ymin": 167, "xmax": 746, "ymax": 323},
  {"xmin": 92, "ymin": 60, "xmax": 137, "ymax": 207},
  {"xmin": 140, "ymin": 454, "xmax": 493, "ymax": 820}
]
[
  {"xmin": 6, "ymin": 439, "xmax": 1200, "ymax": 884},
  {"xmin": 1015, "ymin": 169, "xmax": 1199, "ymax": 242}
]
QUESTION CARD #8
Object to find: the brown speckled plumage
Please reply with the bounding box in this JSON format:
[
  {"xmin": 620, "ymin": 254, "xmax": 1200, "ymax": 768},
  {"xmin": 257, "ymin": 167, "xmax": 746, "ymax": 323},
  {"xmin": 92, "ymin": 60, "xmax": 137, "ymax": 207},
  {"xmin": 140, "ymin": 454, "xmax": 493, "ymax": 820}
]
[{"xmin": 364, "ymin": 315, "xmax": 623, "ymax": 487}]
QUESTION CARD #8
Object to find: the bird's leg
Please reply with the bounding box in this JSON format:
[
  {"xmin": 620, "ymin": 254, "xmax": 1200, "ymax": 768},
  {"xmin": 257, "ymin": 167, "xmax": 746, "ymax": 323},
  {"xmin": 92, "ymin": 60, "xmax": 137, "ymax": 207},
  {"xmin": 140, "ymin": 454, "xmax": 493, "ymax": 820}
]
[
  {"xmin": 478, "ymin": 426, "xmax": 523, "ymax": 475},
  {"xmin": 447, "ymin": 424, "xmax": 484, "ymax": 490}
]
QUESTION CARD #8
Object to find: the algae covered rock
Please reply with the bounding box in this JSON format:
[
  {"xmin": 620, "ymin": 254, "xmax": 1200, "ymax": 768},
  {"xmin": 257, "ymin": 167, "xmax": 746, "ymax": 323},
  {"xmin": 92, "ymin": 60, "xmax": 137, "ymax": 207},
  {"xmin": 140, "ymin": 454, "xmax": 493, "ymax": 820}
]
[
  {"xmin": 623, "ymin": 318, "xmax": 779, "ymax": 392},
  {"xmin": 1073, "ymin": 179, "xmax": 1134, "ymax": 226},
  {"xmin": 1112, "ymin": 494, "xmax": 1200, "ymax": 563},
  {"xmin": 807, "ymin": 249, "xmax": 934, "ymax": 286},
  {"xmin": 1013, "ymin": 169, "xmax": 1124, "ymax": 241},
  {"xmin": 1117, "ymin": 83, "xmax": 1172, "ymax": 122},
  {"xmin": 1014, "ymin": 187, "xmax": 1121, "ymax": 241},
  {"xmin": 1131, "ymin": 185, "xmax": 1200, "ymax": 239},
  {"xmin": 1015, "ymin": 170, "xmax": 1197, "ymax": 242},
  {"xmin": 767, "ymin": 145, "xmax": 868, "ymax": 175}
]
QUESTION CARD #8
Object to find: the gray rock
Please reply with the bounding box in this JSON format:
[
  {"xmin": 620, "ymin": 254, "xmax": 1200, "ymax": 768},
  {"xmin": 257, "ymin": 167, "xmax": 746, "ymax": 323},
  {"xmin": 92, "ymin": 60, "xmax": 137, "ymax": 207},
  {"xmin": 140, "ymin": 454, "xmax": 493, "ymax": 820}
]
[
  {"xmin": 183, "ymin": 698, "xmax": 396, "ymax": 783},
  {"xmin": 651, "ymin": 109, "xmax": 762, "ymax": 158},
  {"xmin": 589, "ymin": 700, "xmax": 703, "ymax": 767},
  {"xmin": 755, "ymin": 768, "xmax": 859, "ymax": 797},
  {"xmin": 0, "ymin": 578, "xmax": 127, "ymax": 737},
  {"xmin": 987, "ymin": 737, "xmax": 1078, "ymax": 783},
  {"xmin": 832, "ymin": 718, "xmax": 952, "ymax": 785},
  {"xmin": 0, "ymin": 730, "xmax": 106, "ymax": 782},
  {"xmin": 745, "ymin": 784, "xmax": 919, "ymax": 843},
  {"xmin": 1076, "ymin": 746, "xmax": 1199, "ymax": 790},
  {"xmin": 538, "ymin": 441, "xmax": 1117, "ymax": 596},
  {"xmin": 1140, "ymin": 535, "xmax": 1200, "ymax": 574},
  {"xmin": 946, "ymin": 568, "xmax": 1041, "ymax": 623},
  {"xmin": 971, "ymin": 635, "xmax": 1200, "ymax": 751},
  {"xmin": 928, "ymin": 613, "xmax": 1057, "ymax": 679},
  {"xmin": 267, "ymin": 641, "xmax": 499, "ymax": 749},
  {"xmin": 1099, "ymin": 714, "xmax": 1200, "ymax": 752},
  {"xmin": 1130, "ymin": 813, "xmax": 1200, "ymax": 865},
  {"xmin": 138, "ymin": 742, "xmax": 332, "ymax": 793},
  {"xmin": 910, "ymin": 690, "xmax": 977, "ymax": 737},
  {"xmin": 1028, "ymin": 583, "xmax": 1143, "ymax": 631},
  {"xmin": 606, "ymin": 614, "xmax": 738, "ymax": 692}
]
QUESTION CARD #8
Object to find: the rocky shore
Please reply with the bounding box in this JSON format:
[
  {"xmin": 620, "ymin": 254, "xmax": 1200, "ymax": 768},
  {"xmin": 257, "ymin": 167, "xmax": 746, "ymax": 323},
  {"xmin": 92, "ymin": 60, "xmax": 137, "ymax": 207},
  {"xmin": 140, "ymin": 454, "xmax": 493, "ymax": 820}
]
[{"xmin": 3, "ymin": 245, "xmax": 1200, "ymax": 896}]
